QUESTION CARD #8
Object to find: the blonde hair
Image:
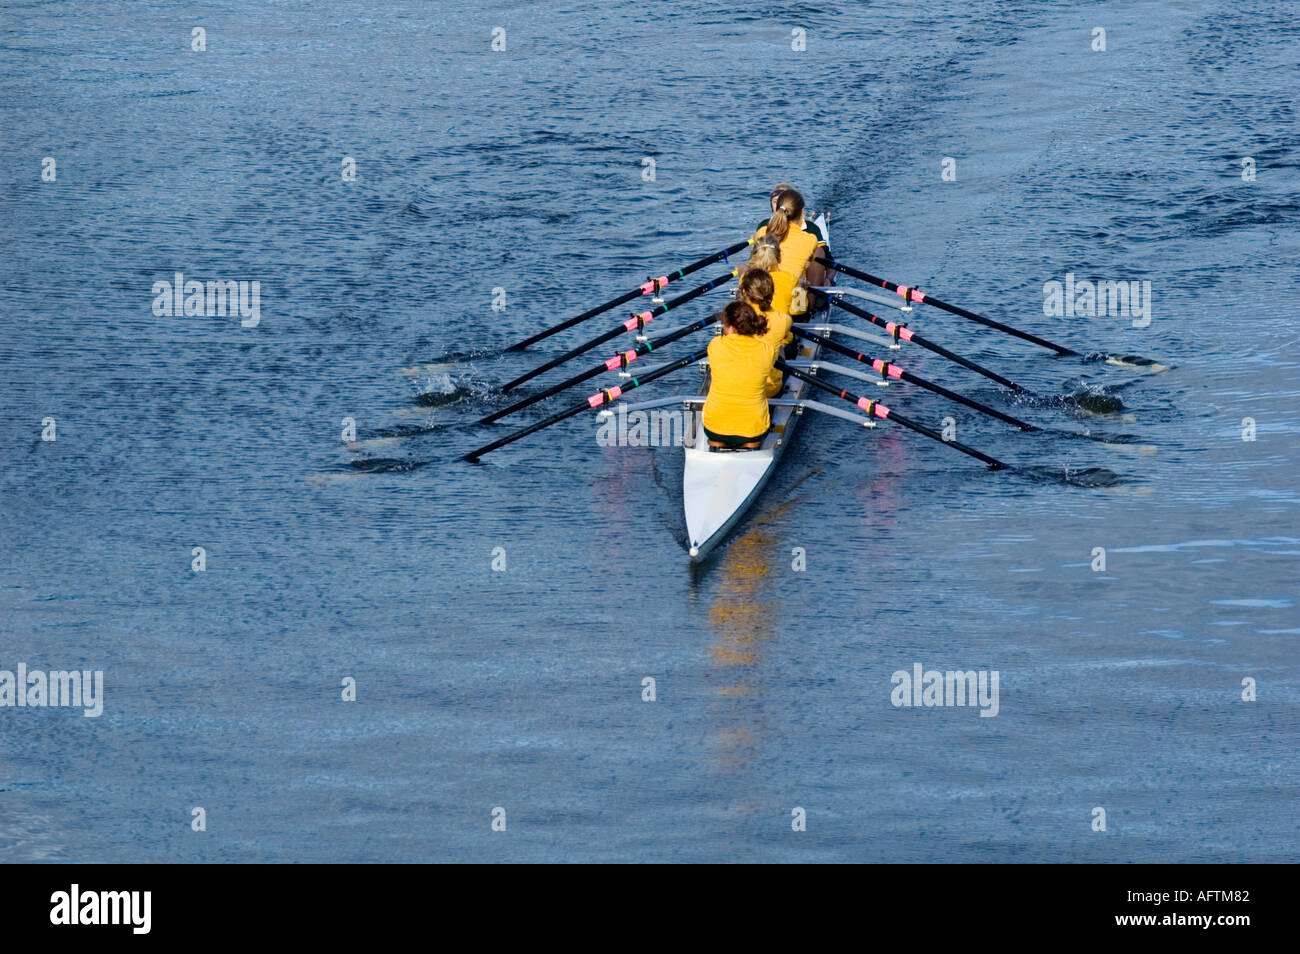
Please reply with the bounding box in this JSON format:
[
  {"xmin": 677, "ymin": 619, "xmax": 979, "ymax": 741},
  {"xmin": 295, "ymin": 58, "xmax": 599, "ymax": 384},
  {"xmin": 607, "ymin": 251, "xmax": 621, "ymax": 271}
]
[
  {"xmin": 748, "ymin": 235, "xmax": 782, "ymax": 272},
  {"xmin": 767, "ymin": 188, "xmax": 805, "ymax": 243}
]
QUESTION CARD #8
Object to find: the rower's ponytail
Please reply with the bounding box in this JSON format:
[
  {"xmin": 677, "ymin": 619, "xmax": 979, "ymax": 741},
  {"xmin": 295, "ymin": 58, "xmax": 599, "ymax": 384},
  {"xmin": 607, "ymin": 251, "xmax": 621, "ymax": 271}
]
[
  {"xmin": 722, "ymin": 300, "xmax": 768, "ymax": 338},
  {"xmin": 748, "ymin": 235, "xmax": 782, "ymax": 272},
  {"xmin": 739, "ymin": 269, "xmax": 775, "ymax": 313},
  {"xmin": 766, "ymin": 188, "xmax": 805, "ymax": 243}
]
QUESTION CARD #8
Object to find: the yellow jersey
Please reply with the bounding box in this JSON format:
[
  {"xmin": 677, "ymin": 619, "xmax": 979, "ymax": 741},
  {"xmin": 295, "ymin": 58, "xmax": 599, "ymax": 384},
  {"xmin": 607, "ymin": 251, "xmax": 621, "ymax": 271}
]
[
  {"xmin": 757, "ymin": 306, "xmax": 792, "ymax": 397},
  {"xmin": 738, "ymin": 264, "xmax": 797, "ymax": 315},
  {"xmin": 703, "ymin": 333, "xmax": 777, "ymax": 438},
  {"xmin": 758, "ymin": 305, "xmax": 792, "ymax": 350},
  {"xmin": 769, "ymin": 268, "xmax": 798, "ymax": 314},
  {"xmin": 751, "ymin": 223, "xmax": 821, "ymax": 281}
]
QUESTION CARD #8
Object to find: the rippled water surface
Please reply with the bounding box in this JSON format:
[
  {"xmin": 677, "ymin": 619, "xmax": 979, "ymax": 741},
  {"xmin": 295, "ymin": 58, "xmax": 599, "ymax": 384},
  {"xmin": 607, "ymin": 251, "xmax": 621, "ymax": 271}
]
[{"xmin": 1, "ymin": 1, "xmax": 1297, "ymax": 862}]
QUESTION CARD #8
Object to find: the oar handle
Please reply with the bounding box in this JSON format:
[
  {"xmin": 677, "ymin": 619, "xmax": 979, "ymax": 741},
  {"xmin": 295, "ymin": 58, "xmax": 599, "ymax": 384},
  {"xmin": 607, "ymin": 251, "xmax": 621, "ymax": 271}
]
[
  {"xmin": 507, "ymin": 239, "xmax": 751, "ymax": 351},
  {"xmin": 818, "ymin": 259, "xmax": 1080, "ymax": 357},
  {"xmin": 776, "ymin": 360, "xmax": 1007, "ymax": 470}
]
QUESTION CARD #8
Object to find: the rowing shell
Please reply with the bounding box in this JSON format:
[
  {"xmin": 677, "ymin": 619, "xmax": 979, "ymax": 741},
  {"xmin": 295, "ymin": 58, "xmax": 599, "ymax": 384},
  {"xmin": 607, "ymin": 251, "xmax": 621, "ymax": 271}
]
[{"xmin": 683, "ymin": 214, "xmax": 831, "ymax": 561}]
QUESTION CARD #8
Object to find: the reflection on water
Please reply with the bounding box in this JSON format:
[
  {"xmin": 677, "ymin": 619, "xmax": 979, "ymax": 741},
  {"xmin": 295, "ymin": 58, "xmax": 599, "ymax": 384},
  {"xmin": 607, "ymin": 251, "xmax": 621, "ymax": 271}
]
[{"xmin": 703, "ymin": 524, "xmax": 778, "ymax": 775}]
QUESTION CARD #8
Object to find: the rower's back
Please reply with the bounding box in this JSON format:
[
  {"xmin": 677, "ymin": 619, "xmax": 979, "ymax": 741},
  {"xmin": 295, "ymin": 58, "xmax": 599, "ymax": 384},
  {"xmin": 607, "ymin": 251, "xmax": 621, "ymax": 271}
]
[
  {"xmin": 752, "ymin": 189, "xmax": 821, "ymax": 281},
  {"xmin": 740, "ymin": 235, "xmax": 798, "ymax": 316},
  {"xmin": 736, "ymin": 268, "xmax": 791, "ymax": 397},
  {"xmin": 702, "ymin": 301, "xmax": 776, "ymax": 447}
]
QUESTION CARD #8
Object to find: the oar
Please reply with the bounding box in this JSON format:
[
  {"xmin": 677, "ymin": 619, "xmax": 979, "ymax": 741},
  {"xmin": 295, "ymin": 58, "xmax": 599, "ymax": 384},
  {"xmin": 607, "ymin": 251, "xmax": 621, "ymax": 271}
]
[
  {"xmin": 501, "ymin": 269, "xmax": 735, "ymax": 393},
  {"xmin": 790, "ymin": 326, "xmax": 1037, "ymax": 431},
  {"xmin": 818, "ymin": 259, "xmax": 1081, "ymax": 357},
  {"xmin": 775, "ymin": 360, "xmax": 1008, "ymax": 470},
  {"xmin": 825, "ymin": 296, "xmax": 1025, "ymax": 392},
  {"xmin": 464, "ymin": 349, "xmax": 706, "ymax": 462},
  {"xmin": 478, "ymin": 315, "xmax": 720, "ymax": 425},
  {"xmin": 506, "ymin": 239, "xmax": 752, "ymax": 351}
]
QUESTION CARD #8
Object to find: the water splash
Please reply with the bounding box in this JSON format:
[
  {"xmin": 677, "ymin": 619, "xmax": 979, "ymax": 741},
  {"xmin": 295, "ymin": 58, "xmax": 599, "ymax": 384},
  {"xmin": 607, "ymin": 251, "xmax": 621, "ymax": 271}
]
[
  {"xmin": 415, "ymin": 371, "xmax": 474, "ymax": 408},
  {"xmin": 347, "ymin": 457, "xmax": 429, "ymax": 474},
  {"xmin": 1021, "ymin": 464, "xmax": 1127, "ymax": 487}
]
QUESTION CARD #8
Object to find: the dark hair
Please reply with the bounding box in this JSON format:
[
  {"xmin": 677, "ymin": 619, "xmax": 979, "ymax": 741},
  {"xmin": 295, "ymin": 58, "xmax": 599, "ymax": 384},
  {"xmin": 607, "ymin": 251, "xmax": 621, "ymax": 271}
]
[
  {"xmin": 767, "ymin": 188, "xmax": 805, "ymax": 243},
  {"xmin": 721, "ymin": 300, "xmax": 768, "ymax": 337},
  {"xmin": 739, "ymin": 269, "xmax": 775, "ymax": 312}
]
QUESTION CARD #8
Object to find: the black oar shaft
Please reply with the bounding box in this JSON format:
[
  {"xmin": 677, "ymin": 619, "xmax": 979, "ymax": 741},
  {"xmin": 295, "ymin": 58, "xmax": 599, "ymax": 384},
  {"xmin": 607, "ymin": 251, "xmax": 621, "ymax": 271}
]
[
  {"xmin": 508, "ymin": 239, "xmax": 751, "ymax": 351},
  {"xmin": 776, "ymin": 360, "xmax": 1007, "ymax": 470},
  {"xmin": 501, "ymin": 269, "xmax": 734, "ymax": 393},
  {"xmin": 791, "ymin": 327, "xmax": 1036, "ymax": 431},
  {"xmin": 509, "ymin": 287, "xmax": 643, "ymax": 353},
  {"xmin": 478, "ymin": 315, "xmax": 719, "ymax": 425},
  {"xmin": 464, "ymin": 349, "xmax": 706, "ymax": 462},
  {"xmin": 827, "ymin": 297, "xmax": 1023, "ymax": 392},
  {"xmin": 820, "ymin": 259, "xmax": 1079, "ymax": 357}
]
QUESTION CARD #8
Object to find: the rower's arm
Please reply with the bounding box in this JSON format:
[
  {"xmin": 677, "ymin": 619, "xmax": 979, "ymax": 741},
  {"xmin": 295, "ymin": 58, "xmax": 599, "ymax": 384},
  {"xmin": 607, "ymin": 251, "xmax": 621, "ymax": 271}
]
[{"xmin": 804, "ymin": 244, "xmax": 831, "ymax": 287}]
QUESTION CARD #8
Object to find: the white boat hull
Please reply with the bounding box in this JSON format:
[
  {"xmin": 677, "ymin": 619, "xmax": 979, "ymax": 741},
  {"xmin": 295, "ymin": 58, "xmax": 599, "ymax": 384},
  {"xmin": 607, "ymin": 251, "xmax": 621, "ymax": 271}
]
[{"xmin": 684, "ymin": 214, "xmax": 830, "ymax": 561}]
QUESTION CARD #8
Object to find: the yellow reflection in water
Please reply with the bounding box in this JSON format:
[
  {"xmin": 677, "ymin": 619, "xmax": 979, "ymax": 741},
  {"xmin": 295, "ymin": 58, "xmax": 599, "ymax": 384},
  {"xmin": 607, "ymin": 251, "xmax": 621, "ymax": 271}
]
[{"xmin": 704, "ymin": 524, "xmax": 778, "ymax": 772}]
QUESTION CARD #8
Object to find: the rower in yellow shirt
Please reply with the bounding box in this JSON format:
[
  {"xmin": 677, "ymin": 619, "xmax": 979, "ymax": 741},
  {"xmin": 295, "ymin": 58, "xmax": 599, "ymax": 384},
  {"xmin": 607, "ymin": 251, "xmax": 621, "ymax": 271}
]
[
  {"xmin": 756, "ymin": 183, "xmax": 827, "ymax": 247},
  {"xmin": 752, "ymin": 186, "xmax": 830, "ymax": 315},
  {"xmin": 735, "ymin": 268, "xmax": 791, "ymax": 396},
  {"xmin": 702, "ymin": 301, "xmax": 776, "ymax": 450},
  {"xmin": 736, "ymin": 235, "xmax": 797, "ymax": 315}
]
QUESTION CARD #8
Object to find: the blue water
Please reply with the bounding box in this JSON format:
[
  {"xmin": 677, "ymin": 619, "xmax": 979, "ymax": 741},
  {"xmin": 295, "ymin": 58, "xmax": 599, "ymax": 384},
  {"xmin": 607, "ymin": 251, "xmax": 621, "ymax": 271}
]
[{"xmin": 1, "ymin": 0, "xmax": 1297, "ymax": 862}]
